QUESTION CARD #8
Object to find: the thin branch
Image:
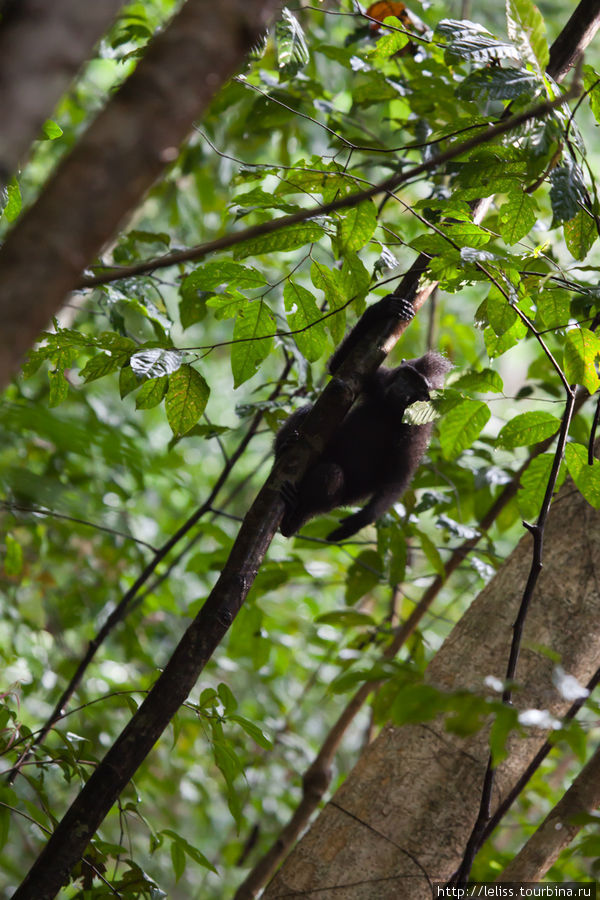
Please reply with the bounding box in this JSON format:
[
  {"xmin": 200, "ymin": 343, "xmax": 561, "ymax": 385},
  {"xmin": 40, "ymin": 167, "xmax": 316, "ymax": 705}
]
[
  {"xmin": 451, "ymin": 386, "xmax": 577, "ymax": 884},
  {"xmin": 6, "ymin": 358, "xmax": 292, "ymax": 783},
  {"xmin": 79, "ymin": 91, "xmax": 577, "ymax": 290}
]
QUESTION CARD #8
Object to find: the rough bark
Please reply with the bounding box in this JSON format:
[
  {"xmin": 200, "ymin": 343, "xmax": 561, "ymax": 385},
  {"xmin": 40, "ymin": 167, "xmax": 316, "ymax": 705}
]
[
  {"xmin": 0, "ymin": 0, "xmax": 281, "ymax": 390},
  {"xmin": 263, "ymin": 481, "xmax": 600, "ymax": 897},
  {"xmin": 0, "ymin": 0, "xmax": 126, "ymax": 185},
  {"xmin": 496, "ymin": 745, "xmax": 600, "ymax": 882}
]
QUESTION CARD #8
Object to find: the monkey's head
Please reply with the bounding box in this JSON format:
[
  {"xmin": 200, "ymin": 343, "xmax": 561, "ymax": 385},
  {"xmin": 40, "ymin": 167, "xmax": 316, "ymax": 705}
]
[{"xmin": 387, "ymin": 351, "xmax": 452, "ymax": 406}]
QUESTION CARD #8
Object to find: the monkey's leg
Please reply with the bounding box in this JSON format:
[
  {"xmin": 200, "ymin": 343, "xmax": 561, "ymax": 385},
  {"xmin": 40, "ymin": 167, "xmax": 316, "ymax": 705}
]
[
  {"xmin": 280, "ymin": 462, "xmax": 345, "ymax": 537},
  {"xmin": 326, "ymin": 487, "xmax": 400, "ymax": 542}
]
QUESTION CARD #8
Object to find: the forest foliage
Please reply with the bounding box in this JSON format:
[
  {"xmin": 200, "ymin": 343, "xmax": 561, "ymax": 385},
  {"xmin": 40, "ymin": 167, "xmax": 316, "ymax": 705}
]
[{"xmin": 2, "ymin": 0, "xmax": 600, "ymax": 895}]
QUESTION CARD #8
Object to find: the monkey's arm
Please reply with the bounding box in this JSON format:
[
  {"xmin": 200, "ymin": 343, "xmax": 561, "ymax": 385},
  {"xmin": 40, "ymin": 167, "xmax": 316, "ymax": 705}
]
[
  {"xmin": 328, "ymin": 294, "xmax": 415, "ymax": 374},
  {"xmin": 326, "ymin": 483, "xmax": 408, "ymax": 542}
]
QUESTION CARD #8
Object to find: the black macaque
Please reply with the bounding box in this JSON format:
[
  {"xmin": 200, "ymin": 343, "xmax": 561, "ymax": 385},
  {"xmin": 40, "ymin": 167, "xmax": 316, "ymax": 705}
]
[{"xmin": 275, "ymin": 296, "xmax": 452, "ymax": 541}]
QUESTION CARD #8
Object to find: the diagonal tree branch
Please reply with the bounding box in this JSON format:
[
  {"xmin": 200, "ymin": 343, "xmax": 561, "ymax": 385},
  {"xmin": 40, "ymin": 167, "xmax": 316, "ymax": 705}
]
[
  {"xmin": 0, "ymin": 0, "xmax": 281, "ymax": 390},
  {"xmin": 0, "ymin": 0, "xmax": 127, "ymax": 186}
]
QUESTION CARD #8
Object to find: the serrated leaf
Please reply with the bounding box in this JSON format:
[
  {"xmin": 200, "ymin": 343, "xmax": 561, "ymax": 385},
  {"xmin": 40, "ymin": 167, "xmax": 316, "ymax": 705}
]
[
  {"xmin": 284, "ymin": 281, "xmax": 327, "ymax": 362},
  {"xmin": 48, "ymin": 369, "xmax": 69, "ymax": 407},
  {"xmin": 311, "ymin": 262, "xmax": 347, "ymax": 343},
  {"xmin": 181, "ymin": 261, "xmax": 265, "ymax": 293},
  {"xmin": 372, "ymin": 27, "xmax": 409, "ymax": 59},
  {"xmin": 536, "ymin": 290, "xmax": 570, "ymax": 330},
  {"xmin": 135, "ymin": 375, "xmax": 168, "ymax": 409},
  {"xmin": 564, "ymin": 209, "xmax": 597, "ymax": 261},
  {"xmin": 486, "ymin": 292, "xmax": 517, "ymax": 335},
  {"xmin": 458, "ymin": 66, "xmax": 542, "ymax": 101},
  {"xmin": 453, "ymin": 368, "xmax": 504, "ymax": 393},
  {"xmin": 565, "ymin": 443, "xmax": 600, "ymax": 509},
  {"xmin": 498, "ymin": 192, "xmax": 537, "ymax": 244},
  {"xmin": 337, "ymin": 200, "xmax": 377, "ymax": 253},
  {"xmin": 439, "ymin": 399, "xmax": 490, "ymax": 459},
  {"xmin": 233, "ymin": 221, "xmax": 324, "ymax": 259},
  {"xmin": 80, "ymin": 352, "xmax": 121, "ymax": 383},
  {"xmin": 231, "ymin": 300, "xmax": 276, "ymax": 387},
  {"xmin": 130, "ymin": 348, "xmax": 183, "ymax": 378},
  {"xmin": 165, "ymin": 366, "xmax": 209, "ymax": 435},
  {"xmin": 436, "ymin": 19, "xmax": 520, "ymax": 64},
  {"xmin": 497, "ymin": 411, "xmax": 560, "ymax": 449},
  {"xmin": 483, "ymin": 318, "xmax": 524, "ymax": 358},
  {"xmin": 563, "ymin": 328, "xmax": 600, "ymax": 393},
  {"xmin": 506, "ymin": 0, "xmax": 549, "ymax": 71},
  {"xmin": 550, "ymin": 161, "xmax": 588, "ymax": 225},
  {"xmin": 276, "ymin": 7, "xmax": 309, "ymax": 77}
]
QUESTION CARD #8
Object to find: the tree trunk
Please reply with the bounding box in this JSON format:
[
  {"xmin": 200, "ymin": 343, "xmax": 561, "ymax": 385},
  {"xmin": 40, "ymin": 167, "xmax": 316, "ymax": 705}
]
[
  {"xmin": 0, "ymin": 0, "xmax": 281, "ymax": 390},
  {"xmin": 0, "ymin": 0, "xmax": 126, "ymax": 186},
  {"xmin": 264, "ymin": 481, "xmax": 600, "ymax": 897}
]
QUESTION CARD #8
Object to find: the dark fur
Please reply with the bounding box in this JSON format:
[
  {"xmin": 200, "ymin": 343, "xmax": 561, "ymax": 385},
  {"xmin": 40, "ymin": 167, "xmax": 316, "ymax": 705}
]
[{"xmin": 275, "ymin": 296, "xmax": 452, "ymax": 541}]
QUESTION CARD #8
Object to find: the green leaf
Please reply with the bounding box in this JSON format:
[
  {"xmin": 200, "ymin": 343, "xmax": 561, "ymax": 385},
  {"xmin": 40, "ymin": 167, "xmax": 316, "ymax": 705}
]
[
  {"xmin": 315, "ymin": 609, "xmax": 376, "ymax": 627},
  {"xmin": 371, "ymin": 27, "xmax": 409, "ymax": 59},
  {"xmin": 453, "ymin": 368, "xmax": 504, "ymax": 393},
  {"xmin": 418, "ymin": 530, "xmax": 444, "ymax": 576},
  {"xmin": 41, "ymin": 119, "xmax": 63, "ymax": 139},
  {"xmin": 497, "ymin": 411, "xmax": 560, "ymax": 449},
  {"xmin": 486, "ymin": 292, "xmax": 517, "ymax": 336},
  {"xmin": 345, "ymin": 550, "xmax": 382, "ymax": 604},
  {"xmin": 231, "ymin": 300, "xmax": 276, "ymax": 387},
  {"xmin": 436, "ymin": 20, "xmax": 520, "ymax": 64},
  {"xmin": 518, "ymin": 453, "xmax": 565, "ymax": 520},
  {"xmin": 563, "ymin": 328, "xmax": 600, "ymax": 393},
  {"xmin": 135, "ymin": 375, "xmax": 168, "ymax": 409},
  {"xmin": 276, "ymin": 7, "xmax": 309, "ymax": 77},
  {"xmin": 48, "ymin": 369, "xmax": 69, "ymax": 407},
  {"xmin": 2, "ymin": 177, "xmax": 22, "ymax": 222},
  {"xmin": 119, "ymin": 365, "xmax": 139, "ymax": 398},
  {"xmin": 229, "ymin": 714, "xmax": 273, "ymax": 749},
  {"xmin": 80, "ymin": 352, "xmax": 122, "ymax": 384},
  {"xmin": 458, "ymin": 66, "xmax": 541, "ymax": 101},
  {"xmin": 170, "ymin": 840, "xmax": 186, "ymax": 882},
  {"xmin": 583, "ymin": 64, "xmax": 600, "ymax": 126},
  {"xmin": 498, "ymin": 192, "xmax": 537, "ymax": 244},
  {"xmin": 336, "ymin": 200, "xmax": 377, "ymax": 254},
  {"xmin": 130, "ymin": 348, "xmax": 183, "ymax": 378},
  {"xmin": 4, "ymin": 534, "xmax": 23, "ymax": 578},
  {"xmin": 564, "ymin": 209, "xmax": 597, "ymax": 261},
  {"xmin": 165, "ymin": 366, "xmax": 210, "ymax": 436},
  {"xmin": 182, "ymin": 261, "xmax": 265, "ymax": 293},
  {"xmin": 550, "ymin": 161, "xmax": 588, "ymax": 225},
  {"xmin": 536, "ymin": 290, "xmax": 570, "ymax": 330},
  {"xmin": 506, "ymin": 0, "xmax": 549, "ymax": 71},
  {"xmin": 565, "ymin": 443, "xmax": 600, "ymax": 509},
  {"xmin": 310, "ymin": 262, "xmax": 347, "ymax": 344},
  {"xmin": 439, "ymin": 400, "xmax": 490, "ymax": 459},
  {"xmin": 284, "ymin": 281, "xmax": 327, "ymax": 362},
  {"xmin": 233, "ymin": 221, "xmax": 324, "ymax": 259},
  {"xmin": 217, "ymin": 682, "xmax": 237, "ymax": 713}
]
